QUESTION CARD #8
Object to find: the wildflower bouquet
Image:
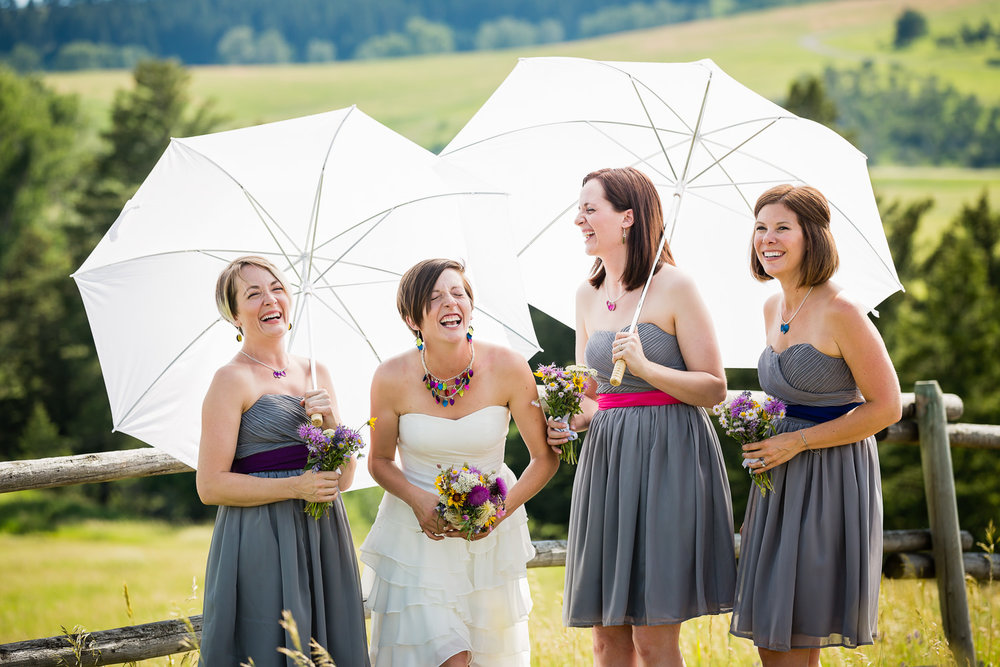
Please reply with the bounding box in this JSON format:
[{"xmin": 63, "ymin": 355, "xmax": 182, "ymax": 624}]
[
  {"xmin": 297, "ymin": 418, "xmax": 375, "ymax": 519},
  {"xmin": 532, "ymin": 363, "xmax": 596, "ymax": 464},
  {"xmin": 434, "ymin": 463, "xmax": 508, "ymax": 540},
  {"xmin": 712, "ymin": 391, "xmax": 786, "ymax": 497}
]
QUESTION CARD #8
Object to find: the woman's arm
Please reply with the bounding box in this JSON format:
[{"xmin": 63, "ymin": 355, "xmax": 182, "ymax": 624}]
[
  {"xmin": 367, "ymin": 359, "xmax": 453, "ymax": 540},
  {"xmin": 503, "ymin": 350, "xmax": 561, "ymax": 517},
  {"xmin": 613, "ymin": 270, "xmax": 727, "ymax": 407},
  {"xmin": 195, "ymin": 366, "xmax": 343, "ymax": 507},
  {"xmin": 547, "ymin": 283, "xmax": 598, "ymax": 446},
  {"xmin": 304, "ymin": 361, "xmax": 358, "ymax": 491},
  {"xmin": 744, "ymin": 294, "xmax": 901, "ymax": 472}
]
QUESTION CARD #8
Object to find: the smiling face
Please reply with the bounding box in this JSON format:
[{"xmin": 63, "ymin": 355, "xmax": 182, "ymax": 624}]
[
  {"xmin": 233, "ymin": 264, "xmax": 290, "ymax": 340},
  {"xmin": 414, "ymin": 269, "xmax": 472, "ymax": 343},
  {"xmin": 575, "ymin": 178, "xmax": 632, "ymax": 258},
  {"xmin": 754, "ymin": 202, "xmax": 805, "ymax": 281}
]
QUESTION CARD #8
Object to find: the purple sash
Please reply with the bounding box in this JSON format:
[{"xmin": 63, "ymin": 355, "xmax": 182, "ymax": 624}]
[
  {"xmin": 231, "ymin": 444, "xmax": 308, "ymax": 474},
  {"xmin": 785, "ymin": 402, "xmax": 863, "ymax": 423}
]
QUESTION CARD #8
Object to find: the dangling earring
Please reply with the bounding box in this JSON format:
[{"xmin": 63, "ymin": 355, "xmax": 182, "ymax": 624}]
[
  {"xmin": 622, "ymin": 228, "xmax": 628, "ymax": 244},
  {"xmin": 466, "ymin": 325, "xmax": 474, "ymax": 341},
  {"xmin": 288, "ymin": 322, "xmax": 292, "ymax": 331},
  {"xmin": 235, "ymin": 327, "xmax": 243, "ymax": 342},
  {"xmin": 414, "ymin": 332, "xmax": 424, "ymax": 350}
]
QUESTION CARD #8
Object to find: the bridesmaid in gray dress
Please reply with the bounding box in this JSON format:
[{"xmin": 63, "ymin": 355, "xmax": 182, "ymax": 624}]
[
  {"xmin": 547, "ymin": 168, "xmax": 735, "ymax": 666},
  {"xmin": 197, "ymin": 256, "xmax": 369, "ymax": 666},
  {"xmin": 730, "ymin": 185, "xmax": 901, "ymax": 667}
]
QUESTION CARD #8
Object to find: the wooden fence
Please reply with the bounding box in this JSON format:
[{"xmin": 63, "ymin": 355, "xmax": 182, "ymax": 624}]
[{"xmin": 1, "ymin": 382, "xmax": 998, "ymax": 666}]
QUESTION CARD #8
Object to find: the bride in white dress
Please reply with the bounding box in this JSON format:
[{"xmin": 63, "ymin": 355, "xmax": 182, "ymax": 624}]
[{"xmin": 360, "ymin": 258, "xmax": 559, "ymax": 667}]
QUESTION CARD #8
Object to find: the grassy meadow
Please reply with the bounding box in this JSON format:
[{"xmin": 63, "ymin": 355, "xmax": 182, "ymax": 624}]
[
  {"xmin": 2, "ymin": 500, "xmax": 1000, "ymax": 665},
  {"xmin": 41, "ymin": 0, "xmax": 1000, "ymax": 238},
  {"xmin": 6, "ymin": 0, "xmax": 1000, "ymax": 663}
]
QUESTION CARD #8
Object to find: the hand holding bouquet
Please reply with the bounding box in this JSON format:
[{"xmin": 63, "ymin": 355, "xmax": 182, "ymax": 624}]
[
  {"xmin": 532, "ymin": 363, "xmax": 596, "ymax": 464},
  {"xmin": 712, "ymin": 391, "xmax": 786, "ymax": 497},
  {"xmin": 297, "ymin": 418, "xmax": 375, "ymax": 519},
  {"xmin": 434, "ymin": 463, "xmax": 508, "ymax": 540}
]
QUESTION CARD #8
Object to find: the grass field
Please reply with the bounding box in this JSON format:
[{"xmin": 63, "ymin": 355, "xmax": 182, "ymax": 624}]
[
  {"xmin": 2, "ymin": 512, "xmax": 999, "ymax": 665},
  {"xmin": 40, "ymin": 0, "xmax": 1000, "ymax": 238}
]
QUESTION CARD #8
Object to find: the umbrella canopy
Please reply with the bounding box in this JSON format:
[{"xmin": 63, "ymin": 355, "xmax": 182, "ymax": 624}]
[
  {"xmin": 441, "ymin": 57, "xmax": 903, "ymax": 367},
  {"xmin": 73, "ymin": 106, "xmax": 538, "ymax": 473}
]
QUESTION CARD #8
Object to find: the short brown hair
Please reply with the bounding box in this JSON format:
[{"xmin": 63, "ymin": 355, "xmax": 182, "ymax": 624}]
[
  {"xmin": 215, "ymin": 255, "xmax": 291, "ymax": 327},
  {"xmin": 583, "ymin": 167, "xmax": 675, "ymax": 291},
  {"xmin": 750, "ymin": 184, "xmax": 838, "ymax": 287},
  {"xmin": 396, "ymin": 258, "xmax": 474, "ymax": 336}
]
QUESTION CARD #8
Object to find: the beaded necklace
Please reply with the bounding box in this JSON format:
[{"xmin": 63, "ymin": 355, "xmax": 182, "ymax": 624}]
[{"xmin": 421, "ymin": 342, "xmax": 474, "ymax": 407}]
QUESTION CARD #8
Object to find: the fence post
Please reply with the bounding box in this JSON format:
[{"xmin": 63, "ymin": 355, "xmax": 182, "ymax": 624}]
[{"xmin": 916, "ymin": 380, "xmax": 976, "ymax": 666}]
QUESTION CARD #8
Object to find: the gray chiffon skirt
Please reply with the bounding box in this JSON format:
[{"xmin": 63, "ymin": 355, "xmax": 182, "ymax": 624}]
[
  {"xmin": 200, "ymin": 470, "xmax": 369, "ymax": 667},
  {"xmin": 730, "ymin": 419, "xmax": 882, "ymax": 651},
  {"xmin": 564, "ymin": 403, "xmax": 736, "ymax": 627}
]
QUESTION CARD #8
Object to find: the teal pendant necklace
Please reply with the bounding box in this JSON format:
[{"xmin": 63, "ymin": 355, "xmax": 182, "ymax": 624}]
[{"xmin": 779, "ymin": 286, "xmax": 814, "ymax": 334}]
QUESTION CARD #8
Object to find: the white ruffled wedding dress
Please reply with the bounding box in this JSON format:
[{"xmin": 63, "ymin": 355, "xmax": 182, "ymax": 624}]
[{"xmin": 359, "ymin": 404, "xmax": 534, "ymax": 666}]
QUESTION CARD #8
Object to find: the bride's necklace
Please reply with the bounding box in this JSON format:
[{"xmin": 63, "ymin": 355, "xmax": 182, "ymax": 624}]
[
  {"xmin": 779, "ymin": 285, "xmax": 814, "ymax": 334},
  {"xmin": 605, "ymin": 280, "xmax": 628, "ymax": 312},
  {"xmin": 421, "ymin": 341, "xmax": 474, "ymax": 407},
  {"xmin": 240, "ymin": 350, "xmax": 288, "ymax": 378}
]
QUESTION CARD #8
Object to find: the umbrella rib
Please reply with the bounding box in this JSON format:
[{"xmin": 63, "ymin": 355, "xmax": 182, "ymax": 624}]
[
  {"xmin": 828, "ymin": 199, "xmax": 903, "ymax": 286},
  {"xmin": 471, "ymin": 304, "xmax": 539, "ymax": 352},
  {"xmin": 628, "ymin": 77, "xmax": 678, "ymax": 182},
  {"xmin": 114, "ymin": 320, "xmax": 221, "ymax": 430},
  {"xmin": 441, "ymin": 119, "xmax": 690, "ymax": 157},
  {"xmin": 306, "ymin": 105, "xmax": 357, "ymax": 285},
  {"xmin": 311, "ymin": 289, "xmax": 383, "ymax": 363},
  {"xmin": 171, "ymin": 140, "xmax": 305, "ymax": 281},
  {"xmin": 687, "ymin": 119, "xmax": 781, "ymax": 185}
]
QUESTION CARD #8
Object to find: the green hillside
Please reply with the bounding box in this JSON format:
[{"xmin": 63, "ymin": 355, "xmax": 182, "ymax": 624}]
[{"xmin": 42, "ymin": 0, "xmax": 1000, "ymax": 233}]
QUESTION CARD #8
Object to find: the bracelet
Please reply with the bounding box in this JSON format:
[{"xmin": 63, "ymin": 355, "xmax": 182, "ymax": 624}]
[{"xmin": 800, "ymin": 431, "xmax": 810, "ymax": 450}]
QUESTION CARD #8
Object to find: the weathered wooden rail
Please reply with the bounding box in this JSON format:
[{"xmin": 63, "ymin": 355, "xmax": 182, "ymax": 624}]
[{"xmin": 1, "ymin": 386, "xmax": 996, "ymax": 666}]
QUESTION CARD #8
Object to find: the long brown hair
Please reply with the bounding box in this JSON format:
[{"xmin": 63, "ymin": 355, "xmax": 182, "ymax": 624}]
[{"xmin": 583, "ymin": 167, "xmax": 674, "ymax": 291}]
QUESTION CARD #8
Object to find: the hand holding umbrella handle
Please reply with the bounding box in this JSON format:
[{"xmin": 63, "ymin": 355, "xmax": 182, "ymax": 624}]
[
  {"xmin": 311, "ymin": 413, "xmax": 323, "ymax": 427},
  {"xmin": 610, "ymin": 359, "xmax": 627, "ymax": 386}
]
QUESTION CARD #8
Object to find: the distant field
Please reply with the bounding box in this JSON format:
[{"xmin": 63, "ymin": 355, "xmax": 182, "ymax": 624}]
[{"xmin": 41, "ymin": 0, "xmax": 999, "ymax": 237}]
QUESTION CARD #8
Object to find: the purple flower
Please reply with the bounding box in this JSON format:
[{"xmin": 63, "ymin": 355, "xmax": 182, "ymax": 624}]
[
  {"xmin": 764, "ymin": 397, "xmax": 786, "ymax": 416},
  {"xmin": 492, "ymin": 476, "xmax": 508, "ymax": 501},
  {"xmin": 467, "ymin": 485, "xmax": 490, "ymax": 506}
]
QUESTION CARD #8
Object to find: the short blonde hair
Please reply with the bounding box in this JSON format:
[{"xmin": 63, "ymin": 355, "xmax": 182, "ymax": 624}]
[
  {"xmin": 750, "ymin": 184, "xmax": 839, "ymax": 287},
  {"xmin": 215, "ymin": 256, "xmax": 291, "ymax": 328}
]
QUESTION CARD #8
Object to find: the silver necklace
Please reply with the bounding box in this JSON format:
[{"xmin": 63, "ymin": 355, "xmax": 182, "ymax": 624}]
[
  {"xmin": 240, "ymin": 350, "xmax": 288, "ymax": 378},
  {"xmin": 779, "ymin": 285, "xmax": 814, "ymax": 334},
  {"xmin": 605, "ymin": 281, "xmax": 628, "ymax": 312}
]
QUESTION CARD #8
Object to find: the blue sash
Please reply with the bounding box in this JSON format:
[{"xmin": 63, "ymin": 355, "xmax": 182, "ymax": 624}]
[{"xmin": 785, "ymin": 402, "xmax": 863, "ymax": 423}]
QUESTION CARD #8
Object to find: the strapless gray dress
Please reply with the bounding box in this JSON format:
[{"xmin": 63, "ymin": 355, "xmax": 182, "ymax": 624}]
[
  {"xmin": 730, "ymin": 344, "xmax": 882, "ymax": 651},
  {"xmin": 564, "ymin": 323, "xmax": 736, "ymax": 627},
  {"xmin": 199, "ymin": 394, "xmax": 369, "ymax": 667}
]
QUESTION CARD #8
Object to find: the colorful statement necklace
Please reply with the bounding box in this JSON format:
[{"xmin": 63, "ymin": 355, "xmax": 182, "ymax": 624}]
[
  {"xmin": 240, "ymin": 350, "xmax": 288, "ymax": 378},
  {"xmin": 779, "ymin": 285, "xmax": 814, "ymax": 334},
  {"xmin": 421, "ymin": 342, "xmax": 474, "ymax": 407},
  {"xmin": 605, "ymin": 281, "xmax": 628, "ymax": 312}
]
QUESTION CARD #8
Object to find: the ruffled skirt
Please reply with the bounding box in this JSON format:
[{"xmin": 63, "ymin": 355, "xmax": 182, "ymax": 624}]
[{"xmin": 359, "ymin": 466, "xmax": 533, "ymax": 666}]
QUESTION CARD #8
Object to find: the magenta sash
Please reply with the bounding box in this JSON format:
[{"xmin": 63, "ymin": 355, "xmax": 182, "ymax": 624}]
[{"xmin": 597, "ymin": 390, "xmax": 683, "ymax": 410}]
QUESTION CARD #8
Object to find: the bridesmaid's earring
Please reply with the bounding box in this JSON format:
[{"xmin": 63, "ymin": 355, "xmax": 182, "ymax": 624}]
[
  {"xmin": 622, "ymin": 228, "xmax": 628, "ymax": 244},
  {"xmin": 466, "ymin": 325, "xmax": 474, "ymax": 341},
  {"xmin": 414, "ymin": 332, "xmax": 424, "ymax": 350},
  {"xmin": 235, "ymin": 327, "xmax": 243, "ymax": 342},
  {"xmin": 288, "ymin": 322, "xmax": 292, "ymax": 331}
]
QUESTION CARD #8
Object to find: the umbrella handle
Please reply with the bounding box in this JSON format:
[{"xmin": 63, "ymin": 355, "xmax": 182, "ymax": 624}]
[
  {"xmin": 310, "ymin": 413, "xmax": 323, "ymax": 427},
  {"xmin": 610, "ymin": 359, "xmax": 627, "ymax": 386}
]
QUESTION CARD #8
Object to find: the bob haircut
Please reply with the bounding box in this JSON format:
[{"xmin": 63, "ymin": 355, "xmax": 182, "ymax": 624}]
[
  {"xmin": 397, "ymin": 258, "xmax": 474, "ymax": 337},
  {"xmin": 750, "ymin": 184, "xmax": 839, "ymax": 287},
  {"xmin": 583, "ymin": 167, "xmax": 675, "ymax": 291},
  {"xmin": 215, "ymin": 255, "xmax": 291, "ymax": 328}
]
